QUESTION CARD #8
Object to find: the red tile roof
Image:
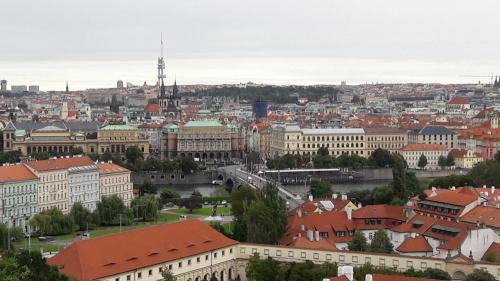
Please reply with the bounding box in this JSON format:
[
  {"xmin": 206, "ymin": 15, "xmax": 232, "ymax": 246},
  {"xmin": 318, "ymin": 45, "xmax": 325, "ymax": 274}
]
[
  {"xmin": 48, "ymin": 220, "xmax": 238, "ymax": 281},
  {"xmin": 26, "ymin": 156, "xmax": 94, "ymax": 172},
  {"xmin": 97, "ymin": 162, "xmax": 130, "ymax": 174},
  {"xmin": 0, "ymin": 164, "xmax": 38, "ymax": 183},
  {"xmin": 330, "ymin": 276, "xmax": 350, "ymax": 281},
  {"xmin": 402, "ymin": 144, "xmax": 447, "ymax": 151},
  {"xmin": 353, "ymin": 205, "xmax": 406, "ymax": 221},
  {"xmin": 460, "ymin": 205, "xmax": 500, "ymax": 229},
  {"xmin": 396, "ymin": 235, "xmax": 432, "ymax": 253},
  {"xmin": 287, "ymin": 236, "xmax": 337, "ymax": 251},
  {"xmin": 144, "ymin": 103, "xmax": 160, "ymax": 113},
  {"xmin": 424, "ymin": 189, "xmax": 477, "ymax": 207},
  {"xmin": 448, "ymin": 97, "xmax": 470, "ymax": 105},
  {"xmin": 483, "ymin": 242, "xmax": 500, "ymax": 260}
]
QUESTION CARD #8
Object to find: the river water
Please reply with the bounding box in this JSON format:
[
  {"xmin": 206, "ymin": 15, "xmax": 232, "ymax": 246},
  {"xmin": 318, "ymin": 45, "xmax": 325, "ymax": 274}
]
[{"xmin": 167, "ymin": 179, "xmax": 391, "ymax": 198}]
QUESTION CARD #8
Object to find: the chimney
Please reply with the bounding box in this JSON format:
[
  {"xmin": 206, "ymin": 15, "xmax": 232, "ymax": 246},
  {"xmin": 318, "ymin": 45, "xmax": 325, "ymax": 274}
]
[
  {"xmin": 309, "ymin": 194, "xmax": 313, "ymax": 202},
  {"xmin": 451, "ymin": 186, "xmax": 456, "ymax": 191},
  {"xmin": 492, "ymin": 186, "xmax": 496, "ymax": 194},
  {"xmin": 307, "ymin": 230, "xmax": 314, "ymax": 241},
  {"xmin": 483, "ymin": 185, "xmax": 487, "ymax": 189},
  {"xmin": 346, "ymin": 207, "xmax": 352, "ymax": 220},
  {"xmin": 314, "ymin": 230, "xmax": 320, "ymax": 242},
  {"xmin": 332, "ymin": 193, "xmax": 338, "ymax": 199},
  {"xmin": 300, "ymin": 224, "xmax": 305, "ymax": 231},
  {"xmin": 357, "ymin": 202, "xmax": 362, "ymax": 209},
  {"xmin": 341, "ymin": 194, "xmax": 347, "ymax": 201},
  {"xmin": 297, "ymin": 209, "xmax": 302, "ymax": 218},
  {"xmin": 365, "ymin": 274, "xmax": 373, "ymax": 281},
  {"xmin": 337, "ymin": 266, "xmax": 354, "ymax": 281}
]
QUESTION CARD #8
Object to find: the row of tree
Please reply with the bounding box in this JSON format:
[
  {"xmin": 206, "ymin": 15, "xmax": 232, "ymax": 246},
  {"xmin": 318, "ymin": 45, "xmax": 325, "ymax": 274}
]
[
  {"xmin": 0, "ymin": 250, "xmax": 68, "ymax": 281},
  {"xmin": 245, "ymin": 254, "xmax": 461, "ymax": 281},
  {"xmin": 348, "ymin": 230, "xmax": 393, "ymax": 253},
  {"xmin": 30, "ymin": 195, "xmax": 160, "ymax": 236}
]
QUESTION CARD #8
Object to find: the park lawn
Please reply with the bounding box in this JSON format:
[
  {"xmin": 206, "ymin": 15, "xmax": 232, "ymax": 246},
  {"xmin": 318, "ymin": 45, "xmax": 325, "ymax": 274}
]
[
  {"xmin": 171, "ymin": 207, "xmax": 231, "ymax": 216},
  {"xmin": 16, "ymin": 213, "xmax": 183, "ymax": 252}
]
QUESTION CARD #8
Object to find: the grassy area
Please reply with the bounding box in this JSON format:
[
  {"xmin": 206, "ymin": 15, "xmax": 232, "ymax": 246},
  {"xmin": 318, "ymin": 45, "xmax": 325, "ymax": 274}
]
[
  {"xmin": 14, "ymin": 213, "xmax": 183, "ymax": 253},
  {"xmin": 170, "ymin": 207, "xmax": 231, "ymax": 216}
]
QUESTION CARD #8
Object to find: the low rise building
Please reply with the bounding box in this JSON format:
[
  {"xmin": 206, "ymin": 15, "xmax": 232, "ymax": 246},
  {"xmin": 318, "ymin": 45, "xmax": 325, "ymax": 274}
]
[
  {"xmin": 448, "ymin": 149, "xmax": 483, "ymax": 169},
  {"xmin": 402, "ymin": 144, "xmax": 448, "ymax": 169},
  {"xmin": 364, "ymin": 127, "xmax": 408, "ymax": 156},
  {"xmin": 98, "ymin": 162, "xmax": 133, "ymax": 207},
  {"xmin": 408, "ymin": 125, "xmax": 457, "ymax": 150},
  {"xmin": 68, "ymin": 164, "xmax": 100, "ymax": 212},
  {"xmin": 0, "ymin": 164, "xmax": 38, "ymax": 232}
]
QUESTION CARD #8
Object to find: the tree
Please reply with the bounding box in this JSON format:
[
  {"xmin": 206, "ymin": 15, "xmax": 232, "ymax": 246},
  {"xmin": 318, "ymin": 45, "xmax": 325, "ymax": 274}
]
[
  {"xmin": 69, "ymin": 146, "xmax": 84, "ymax": 155},
  {"xmin": 438, "ymin": 156, "xmax": 447, "ymax": 168},
  {"xmin": 159, "ymin": 188, "xmax": 180, "ymax": 206},
  {"xmin": 446, "ymin": 153, "xmax": 455, "ymax": 166},
  {"xmin": 368, "ymin": 148, "xmax": 394, "ymax": 167},
  {"xmin": 95, "ymin": 195, "xmax": 133, "ymax": 226},
  {"xmin": 428, "ymin": 174, "xmax": 475, "ymax": 189},
  {"xmin": 310, "ymin": 179, "xmax": 333, "ymax": 198},
  {"xmin": 348, "ymin": 232, "xmax": 368, "ymax": 251},
  {"xmin": 180, "ymin": 190, "xmax": 203, "ymax": 213},
  {"xmin": 369, "ymin": 230, "xmax": 393, "ymax": 253},
  {"xmin": 421, "ymin": 268, "xmax": 452, "ymax": 280},
  {"xmin": 70, "ymin": 202, "xmax": 95, "ymax": 231},
  {"xmin": 160, "ymin": 267, "xmax": 176, "ymax": 281},
  {"xmin": 245, "ymin": 254, "xmax": 287, "ymax": 281},
  {"xmin": 30, "ymin": 208, "xmax": 76, "ymax": 236},
  {"xmin": 231, "ymin": 185, "xmax": 257, "ymax": 219},
  {"xmin": 495, "ymin": 151, "xmax": 500, "ymax": 163},
  {"xmin": 131, "ymin": 194, "xmax": 159, "ymax": 221},
  {"xmin": 464, "ymin": 269, "xmax": 496, "ymax": 281},
  {"xmin": 125, "ymin": 146, "xmax": 144, "ymax": 164},
  {"xmin": 391, "ymin": 154, "xmax": 408, "ymax": 199},
  {"xmin": 245, "ymin": 184, "xmax": 288, "ymax": 244},
  {"xmin": 139, "ymin": 181, "xmax": 157, "ymax": 196},
  {"xmin": 209, "ymin": 222, "xmax": 232, "ymax": 238},
  {"xmin": 30, "ymin": 151, "xmax": 50, "ymax": 160},
  {"xmin": 0, "ymin": 151, "xmax": 21, "ymax": 164},
  {"xmin": 312, "ymin": 147, "xmax": 334, "ymax": 169},
  {"xmin": 469, "ymin": 160, "xmax": 500, "ymax": 187},
  {"xmin": 418, "ymin": 154, "xmax": 428, "ymax": 169},
  {"xmin": 0, "ymin": 251, "xmax": 69, "ymax": 281}
]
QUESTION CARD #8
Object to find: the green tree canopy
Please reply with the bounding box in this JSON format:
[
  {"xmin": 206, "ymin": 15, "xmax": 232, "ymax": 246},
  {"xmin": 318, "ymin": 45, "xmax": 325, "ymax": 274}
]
[
  {"xmin": 428, "ymin": 174, "xmax": 475, "ymax": 189},
  {"xmin": 125, "ymin": 146, "xmax": 144, "ymax": 164},
  {"xmin": 244, "ymin": 184, "xmax": 288, "ymax": 244},
  {"xmin": 30, "ymin": 208, "xmax": 76, "ymax": 236},
  {"xmin": 368, "ymin": 148, "xmax": 394, "ymax": 167},
  {"xmin": 69, "ymin": 202, "xmax": 95, "ymax": 231},
  {"xmin": 464, "ymin": 269, "xmax": 496, "ymax": 281},
  {"xmin": 95, "ymin": 195, "xmax": 133, "ymax": 226},
  {"xmin": 369, "ymin": 229, "xmax": 394, "ymax": 253},
  {"xmin": 180, "ymin": 190, "xmax": 203, "ymax": 213},
  {"xmin": 468, "ymin": 160, "xmax": 500, "ymax": 187},
  {"xmin": 418, "ymin": 154, "xmax": 428, "ymax": 169},
  {"xmin": 0, "ymin": 251, "xmax": 69, "ymax": 281},
  {"xmin": 131, "ymin": 194, "xmax": 159, "ymax": 221},
  {"xmin": 348, "ymin": 232, "xmax": 368, "ymax": 252},
  {"xmin": 159, "ymin": 188, "xmax": 181, "ymax": 206},
  {"xmin": 310, "ymin": 179, "xmax": 333, "ymax": 198}
]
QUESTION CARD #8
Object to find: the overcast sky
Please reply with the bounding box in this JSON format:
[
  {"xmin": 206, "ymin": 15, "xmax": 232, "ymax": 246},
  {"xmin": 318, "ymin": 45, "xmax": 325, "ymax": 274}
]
[{"xmin": 2, "ymin": 0, "xmax": 500, "ymax": 62}]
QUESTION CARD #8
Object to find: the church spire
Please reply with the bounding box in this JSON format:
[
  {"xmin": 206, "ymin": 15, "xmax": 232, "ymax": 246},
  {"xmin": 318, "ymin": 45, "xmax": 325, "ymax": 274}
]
[{"xmin": 66, "ymin": 81, "xmax": 69, "ymax": 93}]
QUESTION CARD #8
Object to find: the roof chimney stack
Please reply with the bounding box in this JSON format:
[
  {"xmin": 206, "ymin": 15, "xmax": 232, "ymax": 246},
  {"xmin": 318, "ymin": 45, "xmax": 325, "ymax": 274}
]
[
  {"xmin": 365, "ymin": 274, "xmax": 373, "ymax": 281},
  {"xmin": 492, "ymin": 186, "xmax": 496, "ymax": 194},
  {"xmin": 308, "ymin": 194, "xmax": 313, "ymax": 202},
  {"xmin": 314, "ymin": 230, "xmax": 320, "ymax": 242},
  {"xmin": 346, "ymin": 207, "xmax": 352, "ymax": 220}
]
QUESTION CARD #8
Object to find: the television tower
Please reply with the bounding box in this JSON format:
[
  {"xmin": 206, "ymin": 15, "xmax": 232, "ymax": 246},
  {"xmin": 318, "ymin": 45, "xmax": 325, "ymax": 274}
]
[{"xmin": 157, "ymin": 33, "xmax": 166, "ymax": 89}]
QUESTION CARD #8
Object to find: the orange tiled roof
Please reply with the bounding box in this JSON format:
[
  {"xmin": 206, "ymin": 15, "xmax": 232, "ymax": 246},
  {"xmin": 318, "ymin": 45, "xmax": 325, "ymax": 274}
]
[
  {"xmin": 353, "ymin": 205, "xmax": 406, "ymax": 221},
  {"xmin": 287, "ymin": 236, "xmax": 337, "ymax": 251},
  {"xmin": 25, "ymin": 156, "xmax": 95, "ymax": 171},
  {"xmin": 97, "ymin": 163, "xmax": 130, "ymax": 174},
  {"xmin": 483, "ymin": 242, "xmax": 500, "ymax": 260},
  {"xmin": 0, "ymin": 164, "xmax": 38, "ymax": 183},
  {"xmin": 144, "ymin": 103, "xmax": 160, "ymax": 113},
  {"xmin": 48, "ymin": 219, "xmax": 238, "ymax": 281},
  {"xmin": 396, "ymin": 235, "xmax": 432, "ymax": 253},
  {"xmin": 402, "ymin": 144, "xmax": 447, "ymax": 151},
  {"xmin": 448, "ymin": 97, "xmax": 470, "ymax": 105},
  {"xmin": 391, "ymin": 215, "xmax": 435, "ymax": 234},
  {"xmin": 460, "ymin": 205, "xmax": 500, "ymax": 229},
  {"xmin": 424, "ymin": 189, "xmax": 477, "ymax": 207}
]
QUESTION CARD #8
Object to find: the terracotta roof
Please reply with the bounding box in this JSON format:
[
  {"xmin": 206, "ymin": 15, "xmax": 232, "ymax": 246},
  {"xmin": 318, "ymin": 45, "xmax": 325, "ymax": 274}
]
[
  {"xmin": 97, "ymin": 162, "xmax": 130, "ymax": 174},
  {"xmin": 26, "ymin": 156, "xmax": 94, "ymax": 171},
  {"xmin": 0, "ymin": 164, "xmax": 38, "ymax": 183},
  {"xmin": 482, "ymin": 242, "xmax": 500, "ymax": 260},
  {"xmin": 287, "ymin": 236, "xmax": 337, "ymax": 251},
  {"xmin": 353, "ymin": 205, "xmax": 406, "ymax": 221},
  {"xmin": 396, "ymin": 235, "xmax": 432, "ymax": 253},
  {"xmin": 372, "ymin": 274, "xmax": 440, "ymax": 281},
  {"xmin": 424, "ymin": 189, "xmax": 477, "ymax": 207},
  {"xmin": 144, "ymin": 103, "xmax": 160, "ymax": 113},
  {"xmin": 448, "ymin": 97, "xmax": 470, "ymax": 105},
  {"xmin": 460, "ymin": 205, "xmax": 500, "ymax": 229},
  {"xmin": 48, "ymin": 220, "xmax": 238, "ymax": 281},
  {"xmin": 330, "ymin": 276, "xmax": 350, "ymax": 281},
  {"xmin": 391, "ymin": 215, "xmax": 435, "ymax": 234},
  {"xmin": 402, "ymin": 144, "xmax": 447, "ymax": 151}
]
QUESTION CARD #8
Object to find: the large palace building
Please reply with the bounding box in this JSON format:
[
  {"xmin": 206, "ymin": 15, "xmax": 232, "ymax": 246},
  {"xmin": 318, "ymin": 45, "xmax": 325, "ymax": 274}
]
[
  {"xmin": 161, "ymin": 120, "xmax": 243, "ymax": 161},
  {"xmin": 1, "ymin": 121, "xmax": 149, "ymax": 158}
]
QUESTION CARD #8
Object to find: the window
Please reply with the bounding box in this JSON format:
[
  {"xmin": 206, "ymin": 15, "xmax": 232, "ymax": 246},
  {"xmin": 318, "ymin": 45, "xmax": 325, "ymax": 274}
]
[
  {"xmin": 137, "ymin": 272, "xmax": 142, "ymax": 279},
  {"xmin": 206, "ymin": 254, "xmax": 210, "ymax": 260},
  {"xmin": 178, "ymin": 262, "xmax": 182, "ymax": 268},
  {"xmin": 301, "ymin": 252, "xmax": 306, "ymax": 258},
  {"xmin": 168, "ymin": 265, "xmax": 172, "ymax": 270},
  {"xmin": 188, "ymin": 259, "xmax": 191, "ymax": 265},
  {"xmin": 197, "ymin": 257, "xmax": 200, "ymax": 263},
  {"xmin": 127, "ymin": 275, "xmax": 131, "ymax": 281}
]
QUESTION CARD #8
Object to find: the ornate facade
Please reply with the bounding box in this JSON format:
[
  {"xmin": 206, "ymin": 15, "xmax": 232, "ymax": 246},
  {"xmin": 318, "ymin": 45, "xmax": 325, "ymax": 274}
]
[{"xmin": 161, "ymin": 120, "xmax": 243, "ymax": 161}]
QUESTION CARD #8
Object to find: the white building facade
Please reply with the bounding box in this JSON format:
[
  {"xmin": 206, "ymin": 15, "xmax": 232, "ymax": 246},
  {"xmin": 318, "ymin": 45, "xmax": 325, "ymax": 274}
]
[{"xmin": 68, "ymin": 164, "xmax": 100, "ymax": 212}]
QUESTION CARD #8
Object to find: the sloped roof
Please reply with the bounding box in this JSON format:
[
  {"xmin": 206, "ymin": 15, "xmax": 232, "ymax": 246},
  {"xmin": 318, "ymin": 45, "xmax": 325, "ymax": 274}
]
[
  {"xmin": 402, "ymin": 144, "xmax": 447, "ymax": 151},
  {"xmin": 0, "ymin": 164, "xmax": 38, "ymax": 183},
  {"xmin": 418, "ymin": 125, "xmax": 455, "ymax": 135},
  {"xmin": 48, "ymin": 220, "xmax": 238, "ymax": 281},
  {"xmin": 288, "ymin": 236, "xmax": 337, "ymax": 251},
  {"xmin": 26, "ymin": 156, "xmax": 94, "ymax": 172},
  {"xmin": 396, "ymin": 235, "xmax": 432, "ymax": 253},
  {"xmin": 144, "ymin": 103, "xmax": 160, "ymax": 113},
  {"xmin": 97, "ymin": 163, "xmax": 130, "ymax": 175}
]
